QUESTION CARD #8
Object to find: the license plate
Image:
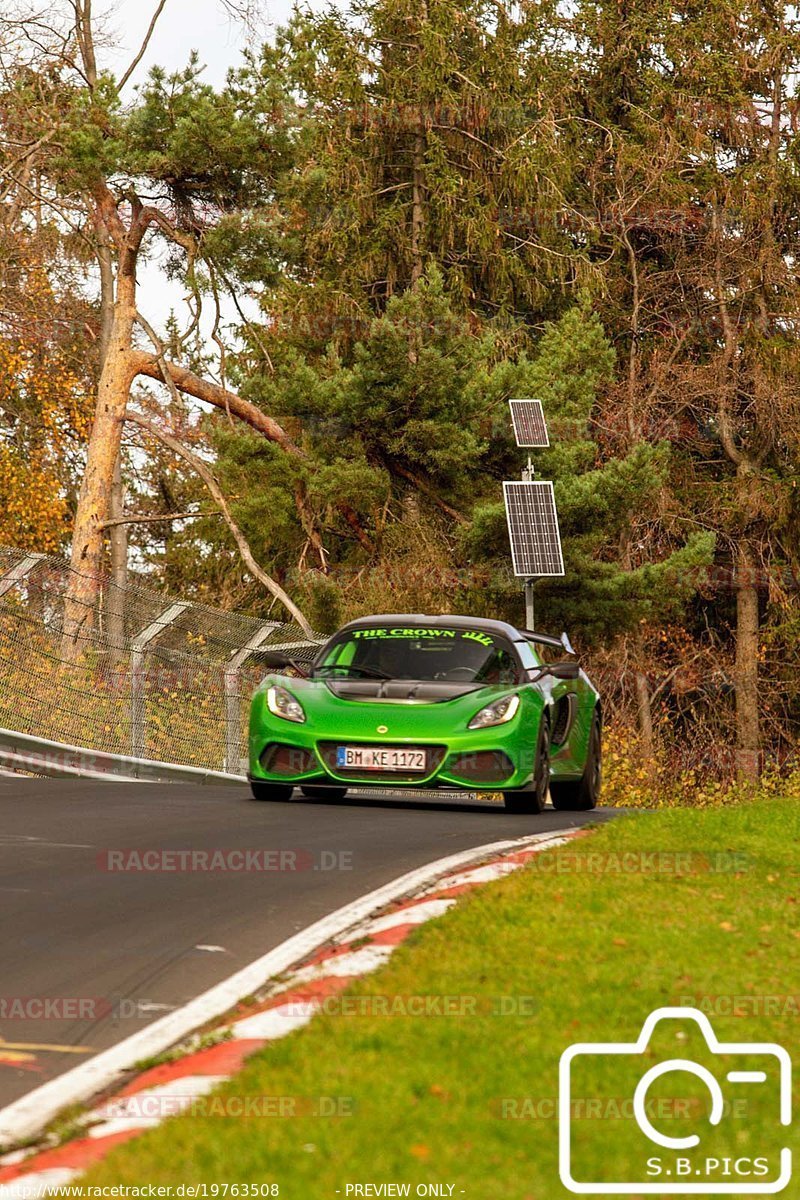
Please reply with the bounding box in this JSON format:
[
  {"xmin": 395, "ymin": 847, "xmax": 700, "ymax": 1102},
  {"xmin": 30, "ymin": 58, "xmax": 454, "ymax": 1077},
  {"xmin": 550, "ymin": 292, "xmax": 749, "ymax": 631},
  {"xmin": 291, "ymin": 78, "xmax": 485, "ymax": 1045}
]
[{"xmin": 335, "ymin": 745, "xmax": 427, "ymax": 772}]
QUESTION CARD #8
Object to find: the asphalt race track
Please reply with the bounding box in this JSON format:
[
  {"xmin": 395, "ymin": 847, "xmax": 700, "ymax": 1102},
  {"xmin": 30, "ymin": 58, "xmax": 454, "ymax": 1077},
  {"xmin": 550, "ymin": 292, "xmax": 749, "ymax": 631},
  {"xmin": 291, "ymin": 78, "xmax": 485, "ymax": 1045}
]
[{"xmin": 0, "ymin": 777, "xmax": 617, "ymax": 1111}]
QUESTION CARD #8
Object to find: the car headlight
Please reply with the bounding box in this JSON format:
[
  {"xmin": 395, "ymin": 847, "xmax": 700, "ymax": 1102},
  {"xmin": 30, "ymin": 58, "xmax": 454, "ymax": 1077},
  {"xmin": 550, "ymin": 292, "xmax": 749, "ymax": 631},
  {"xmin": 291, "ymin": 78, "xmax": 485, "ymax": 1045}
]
[
  {"xmin": 468, "ymin": 693, "xmax": 520, "ymax": 730},
  {"xmin": 266, "ymin": 685, "xmax": 306, "ymax": 724}
]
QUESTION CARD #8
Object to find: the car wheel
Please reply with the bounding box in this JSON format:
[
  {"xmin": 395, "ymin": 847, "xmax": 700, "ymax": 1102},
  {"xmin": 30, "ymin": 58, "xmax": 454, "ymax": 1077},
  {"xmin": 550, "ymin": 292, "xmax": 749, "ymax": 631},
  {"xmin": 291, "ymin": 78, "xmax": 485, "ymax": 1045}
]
[
  {"xmin": 504, "ymin": 716, "xmax": 550, "ymax": 814},
  {"xmin": 249, "ymin": 781, "xmax": 294, "ymax": 802},
  {"xmin": 300, "ymin": 786, "xmax": 348, "ymax": 801},
  {"xmin": 549, "ymin": 711, "xmax": 601, "ymax": 811}
]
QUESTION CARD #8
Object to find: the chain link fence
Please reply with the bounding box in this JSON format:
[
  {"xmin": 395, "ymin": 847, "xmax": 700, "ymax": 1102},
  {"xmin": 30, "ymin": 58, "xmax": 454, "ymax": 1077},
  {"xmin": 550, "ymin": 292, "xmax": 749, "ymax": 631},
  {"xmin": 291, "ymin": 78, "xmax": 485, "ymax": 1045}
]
[{"xmin": 0, "ymin": 547, "xmax": 322, "ymax": 776}]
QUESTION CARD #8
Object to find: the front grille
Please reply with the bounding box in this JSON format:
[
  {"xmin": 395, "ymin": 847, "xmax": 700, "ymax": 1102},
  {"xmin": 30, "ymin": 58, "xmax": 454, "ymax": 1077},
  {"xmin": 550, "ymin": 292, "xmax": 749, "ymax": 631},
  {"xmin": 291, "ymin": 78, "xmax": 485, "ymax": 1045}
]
[{"xmin": 317, "ymin": 741, "xmax": 447, "ymax": 782}]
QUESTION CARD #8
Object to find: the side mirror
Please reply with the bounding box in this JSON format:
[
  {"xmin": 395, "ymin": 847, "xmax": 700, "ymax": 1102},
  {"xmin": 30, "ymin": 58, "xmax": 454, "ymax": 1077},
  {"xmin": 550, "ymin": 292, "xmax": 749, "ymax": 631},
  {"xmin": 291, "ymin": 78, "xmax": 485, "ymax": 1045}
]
[
  {"xmin": 549, "ymin": 661, "xmax": 580, "ymax": 680},
  {"xmin": 261, "ymin": 649, "xmax": 309, "ymax": 676},
  {"xmin": 529, "ymin": 660, "xmax": 580, "ymax": 682}
]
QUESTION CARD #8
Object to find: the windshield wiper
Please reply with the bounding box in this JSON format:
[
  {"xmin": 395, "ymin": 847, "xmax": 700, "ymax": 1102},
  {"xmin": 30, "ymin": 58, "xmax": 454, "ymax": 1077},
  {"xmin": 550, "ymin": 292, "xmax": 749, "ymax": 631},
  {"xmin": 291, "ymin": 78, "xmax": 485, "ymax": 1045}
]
[{"xmin": 314, "ymin": 664, "xmax": 392, "ymax": 681}]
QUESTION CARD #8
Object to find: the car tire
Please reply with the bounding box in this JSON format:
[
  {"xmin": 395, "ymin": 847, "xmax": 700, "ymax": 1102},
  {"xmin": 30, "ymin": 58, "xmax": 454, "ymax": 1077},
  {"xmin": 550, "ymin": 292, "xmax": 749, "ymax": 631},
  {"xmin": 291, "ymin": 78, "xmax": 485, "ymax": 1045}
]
[
  {"xmin": 300, "ymin": 786, "xmax": 348, "ymax": 801},
  {"xmin": 504, "ymin": 716, "xmax": 550, "ymax": 814},
  {"xmin": 549, "ymin": 711, "xmax": 601, "ymax": 811},
  {"xmin": 249, "ymin": 781, "xmax": 294, "ymax": 802}
]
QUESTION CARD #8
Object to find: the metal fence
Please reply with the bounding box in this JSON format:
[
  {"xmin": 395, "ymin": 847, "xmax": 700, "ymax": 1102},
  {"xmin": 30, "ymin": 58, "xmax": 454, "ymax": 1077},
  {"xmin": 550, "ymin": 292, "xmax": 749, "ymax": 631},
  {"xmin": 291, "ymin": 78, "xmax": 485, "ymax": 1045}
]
[{"xmin": 0, "ymin": 547, "xmax": 322, "ymax": 778}]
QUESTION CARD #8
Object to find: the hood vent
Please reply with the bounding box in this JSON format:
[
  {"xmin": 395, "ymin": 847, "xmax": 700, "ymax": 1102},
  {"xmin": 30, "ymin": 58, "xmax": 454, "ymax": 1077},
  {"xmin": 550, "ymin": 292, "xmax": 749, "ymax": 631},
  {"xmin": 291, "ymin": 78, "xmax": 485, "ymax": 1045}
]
[{"xmin": 324, "ymin": 680, "xmax": 483, "ymax": 703}]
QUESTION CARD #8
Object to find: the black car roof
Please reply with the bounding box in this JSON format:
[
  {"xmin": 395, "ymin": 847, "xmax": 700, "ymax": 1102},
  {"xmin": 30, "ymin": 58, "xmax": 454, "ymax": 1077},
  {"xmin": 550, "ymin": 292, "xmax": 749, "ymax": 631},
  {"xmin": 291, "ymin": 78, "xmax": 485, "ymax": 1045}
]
[{"xmin": 338, "ymin": 614, "xmax": 564, "ymax": 650}]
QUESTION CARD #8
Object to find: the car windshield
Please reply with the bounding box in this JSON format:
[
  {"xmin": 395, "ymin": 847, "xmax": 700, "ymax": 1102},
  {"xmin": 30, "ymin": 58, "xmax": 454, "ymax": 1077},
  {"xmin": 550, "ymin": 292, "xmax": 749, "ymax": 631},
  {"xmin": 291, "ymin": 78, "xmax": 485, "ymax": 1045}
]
[{"xmin": 314, "ymin": 625, "xmax": 522, "ymax": 685}]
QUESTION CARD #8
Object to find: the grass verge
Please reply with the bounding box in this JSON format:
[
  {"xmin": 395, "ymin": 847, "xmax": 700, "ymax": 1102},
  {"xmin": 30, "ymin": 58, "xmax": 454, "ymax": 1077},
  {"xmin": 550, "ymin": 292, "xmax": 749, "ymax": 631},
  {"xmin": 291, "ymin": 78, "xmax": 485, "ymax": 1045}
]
[{"xmin": 81, "ymin": 799, "xmax": 799, "ymax": 1198}]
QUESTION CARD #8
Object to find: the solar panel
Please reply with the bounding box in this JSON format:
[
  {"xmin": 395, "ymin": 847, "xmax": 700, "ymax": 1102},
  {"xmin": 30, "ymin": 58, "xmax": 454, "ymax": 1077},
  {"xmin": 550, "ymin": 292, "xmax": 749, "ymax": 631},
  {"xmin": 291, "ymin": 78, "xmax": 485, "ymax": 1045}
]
[
  {"xmin": 503, "ymin": 481, "xmax": 564, "ymax": 577},
  {"xmin": 509, "ymin": 399, "xmax": 549, "ymax": 448}
]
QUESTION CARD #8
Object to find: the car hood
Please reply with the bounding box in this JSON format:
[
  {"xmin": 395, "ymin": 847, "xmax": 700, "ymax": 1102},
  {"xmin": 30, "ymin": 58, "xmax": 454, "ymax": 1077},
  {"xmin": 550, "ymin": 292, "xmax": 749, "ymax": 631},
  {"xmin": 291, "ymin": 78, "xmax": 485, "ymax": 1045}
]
[{"xmin": 260, "ymin": 674, "xmax": 520, "ymax": 734}]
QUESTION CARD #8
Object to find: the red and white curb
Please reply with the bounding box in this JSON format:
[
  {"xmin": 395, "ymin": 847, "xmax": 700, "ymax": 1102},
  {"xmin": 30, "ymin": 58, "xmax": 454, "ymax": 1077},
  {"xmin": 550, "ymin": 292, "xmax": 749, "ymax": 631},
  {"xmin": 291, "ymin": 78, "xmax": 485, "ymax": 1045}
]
[{"xmin": 0, "ymin": 828, "xmax": 585, "ymax": 1195}]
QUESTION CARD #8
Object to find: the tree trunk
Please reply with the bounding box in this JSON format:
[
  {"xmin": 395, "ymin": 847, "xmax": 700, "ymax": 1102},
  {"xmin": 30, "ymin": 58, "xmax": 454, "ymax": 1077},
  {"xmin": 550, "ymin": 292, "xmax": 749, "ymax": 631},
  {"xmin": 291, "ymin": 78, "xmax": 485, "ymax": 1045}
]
[
  {"xmin": 62, "ymin": 192, "xmax": 370, "ymax": 659},
  {"xmin": 735, "ymin": 540, "xmax": 760, "ymax": 783},
  {"xmin": 106, "ymin": 454, "xmax": 128, "ymax": 657},
  {"xmin": 620, "ymin": 519, "xmax": 655, "ymax": 766},
  {"xmin": 635, "ymin": 672, "xmax": 655, "ymax": 762},
  {"xmin": 409, "ymin": 0, "xmax": 427, "ymax": 288},
  {"xmin": 96, "ymin": 224, "xmax": 128, "ymax": 662},
  {"xmin": 61, "ymin": 268, "xmax": 136, "ymax": 658},
  {"xmin": 410, "ymin": 129, "xmax": 425, "ymax": 286},
  {"xmin": 618, "ymin": 257, "xmax": 656, "ymax": 767},
  {"xmin": 633, "ymin": 649, "xmax": 654, "ymax": 767}
]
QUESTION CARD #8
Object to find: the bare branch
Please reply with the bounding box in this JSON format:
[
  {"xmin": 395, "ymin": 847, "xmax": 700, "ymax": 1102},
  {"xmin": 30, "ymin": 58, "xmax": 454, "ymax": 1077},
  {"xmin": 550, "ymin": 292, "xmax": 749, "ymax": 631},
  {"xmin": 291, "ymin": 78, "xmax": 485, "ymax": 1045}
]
[
  {"xmin": 117, "ymin": 0, "xmax": 168, "ymax": 91},
  {"xmin": 128, "ymin": 344, "xmax": 304, "ymax": 455},
  {"xmin": 711, "ymin": 204, "xmax": 745, "ymax": 467},
  {"xmin": 128, "ymin": 337, "xmax": 373, "ymax": 551},
  {"xmin": 72, "ymin": 0, "xmax": 98, "ymax": 88},
  {"xmin": 98, "ymin": 510, "xmax": 216, "ymax": 529},
  {"xmin": 206, "ymin": 259, "xmax": 229, "ymax": 400},
  {"xmin": 213, "ymin": 261, "xmax": 274, "ymax": 373},
  {"xmin": 137, "ymin": 205, "xmax": 198, "ymax": 255},
  {"xmin": 134, "ymin": 310, "xmax": 188, "ymax": 411},
  {"xmin": 125, "ymin": 408, "xmax": 315, "ymax": 635},
  {"xmin": 389, "ymin": 460, "xmax": 467, "ymax": 524},
  {"xmin": 0, "ymin": 128, "xmax": 55, "ymax": 184}
]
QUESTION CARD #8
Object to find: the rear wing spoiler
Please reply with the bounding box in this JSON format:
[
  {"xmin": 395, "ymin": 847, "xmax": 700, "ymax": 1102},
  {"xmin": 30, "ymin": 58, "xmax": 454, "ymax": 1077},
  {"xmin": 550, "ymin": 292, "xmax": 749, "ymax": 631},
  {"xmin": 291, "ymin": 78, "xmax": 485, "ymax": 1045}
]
[{"xmin": 518, "ymin": 630, "xmax": 576, "ymax": 656}]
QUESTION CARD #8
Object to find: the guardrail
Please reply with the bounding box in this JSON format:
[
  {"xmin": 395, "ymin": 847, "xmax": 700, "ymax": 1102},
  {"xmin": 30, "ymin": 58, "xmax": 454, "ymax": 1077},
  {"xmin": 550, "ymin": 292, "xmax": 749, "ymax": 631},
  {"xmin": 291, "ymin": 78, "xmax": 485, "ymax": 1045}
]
[
  {"xmin": 0, "ymin": 726, "xmax": 246, "ymax": 784},
  {"xmin": 0, "ymin": 728, "xmax": 488, "ymax": 801}
]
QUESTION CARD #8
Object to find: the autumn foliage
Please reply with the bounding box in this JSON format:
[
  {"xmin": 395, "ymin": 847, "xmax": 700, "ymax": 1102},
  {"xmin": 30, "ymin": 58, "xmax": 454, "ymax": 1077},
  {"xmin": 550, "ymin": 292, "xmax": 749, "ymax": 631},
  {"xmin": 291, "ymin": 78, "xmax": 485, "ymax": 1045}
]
[{"xmin": 0, "ymin": 334, "xmax": 92, "ymax": 551}]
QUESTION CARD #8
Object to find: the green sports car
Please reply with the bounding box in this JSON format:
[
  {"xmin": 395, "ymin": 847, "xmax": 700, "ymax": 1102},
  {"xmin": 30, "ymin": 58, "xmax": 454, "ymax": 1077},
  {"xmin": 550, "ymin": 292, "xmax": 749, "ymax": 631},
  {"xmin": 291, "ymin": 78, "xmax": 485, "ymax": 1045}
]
[{"xmin": 248, "ymin": 615, "xmax": 601, "ymax": 813}]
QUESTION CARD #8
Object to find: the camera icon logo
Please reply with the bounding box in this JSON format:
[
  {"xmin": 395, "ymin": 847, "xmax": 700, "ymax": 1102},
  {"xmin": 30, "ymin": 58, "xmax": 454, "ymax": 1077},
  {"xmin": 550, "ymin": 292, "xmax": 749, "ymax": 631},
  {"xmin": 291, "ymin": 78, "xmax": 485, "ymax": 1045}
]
[{"xmin": 559, "ymin": 1006, "xmax": 792, "ymax": 1194}]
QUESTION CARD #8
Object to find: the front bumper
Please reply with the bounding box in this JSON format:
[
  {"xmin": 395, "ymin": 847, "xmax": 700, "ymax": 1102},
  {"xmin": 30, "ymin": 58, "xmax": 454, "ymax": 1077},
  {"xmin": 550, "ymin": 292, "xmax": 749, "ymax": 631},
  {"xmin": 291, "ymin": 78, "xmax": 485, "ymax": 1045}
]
[{"xmin": 248, "ymin": 694, "xmax": 537, "ymax": 792}]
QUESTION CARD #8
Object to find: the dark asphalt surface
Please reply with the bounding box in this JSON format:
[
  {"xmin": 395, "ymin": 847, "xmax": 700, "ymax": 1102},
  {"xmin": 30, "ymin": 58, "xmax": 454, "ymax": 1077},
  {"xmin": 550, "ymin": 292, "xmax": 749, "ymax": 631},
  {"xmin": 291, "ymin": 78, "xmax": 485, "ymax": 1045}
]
[{"xmin": 0, "ymin": 778, "xmax": 617, "ymax": 1110}]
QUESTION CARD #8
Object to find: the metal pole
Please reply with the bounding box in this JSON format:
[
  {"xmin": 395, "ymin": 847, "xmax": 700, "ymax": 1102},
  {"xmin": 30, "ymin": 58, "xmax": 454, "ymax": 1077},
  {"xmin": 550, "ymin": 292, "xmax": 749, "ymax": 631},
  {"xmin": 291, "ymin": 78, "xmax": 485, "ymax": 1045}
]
[
  {"xmin": 223, "ymin": 667, "xmax": 240, "ymax": 775},
  {"xmin": 129, "ymin": 602, "xmax": 189, "ymax": 758},
  {"xmin": 525, "ymin": 579, "xmax": 535, "ymax": 630},
  {"xmin": 223, "ymin": 623, "xmax": 280, "ymax": 773},
  {"xmin": 130, "ymin": 647, "xmax": 145, "ymax": 759},
  {"xmin": 522, "ymin": 459, "xmax": 536, "ymax": 629}
]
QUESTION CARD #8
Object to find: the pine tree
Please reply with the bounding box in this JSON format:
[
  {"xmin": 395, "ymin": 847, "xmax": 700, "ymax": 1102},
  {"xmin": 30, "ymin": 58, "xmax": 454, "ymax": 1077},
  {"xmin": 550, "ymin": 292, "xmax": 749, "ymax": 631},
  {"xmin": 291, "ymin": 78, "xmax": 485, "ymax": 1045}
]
[
  {"xmin": 270, "ymin": 0, "xmax": 584, "ymax": 335},
  {"xmin": 462, "ymin": 299, "xmax": 715, "ymax": 642},
  {"xmin": 566, "ymin": 0, "xmax": 800, "ymax": 778}
]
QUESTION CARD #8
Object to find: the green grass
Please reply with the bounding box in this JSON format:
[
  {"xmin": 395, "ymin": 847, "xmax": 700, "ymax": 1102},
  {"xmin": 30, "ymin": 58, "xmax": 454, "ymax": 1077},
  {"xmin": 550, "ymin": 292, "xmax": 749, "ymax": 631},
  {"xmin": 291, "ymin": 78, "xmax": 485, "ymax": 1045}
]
[{"xmin": 81, "ymin": 800, "xmax": 799, "ymax": 1197}]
